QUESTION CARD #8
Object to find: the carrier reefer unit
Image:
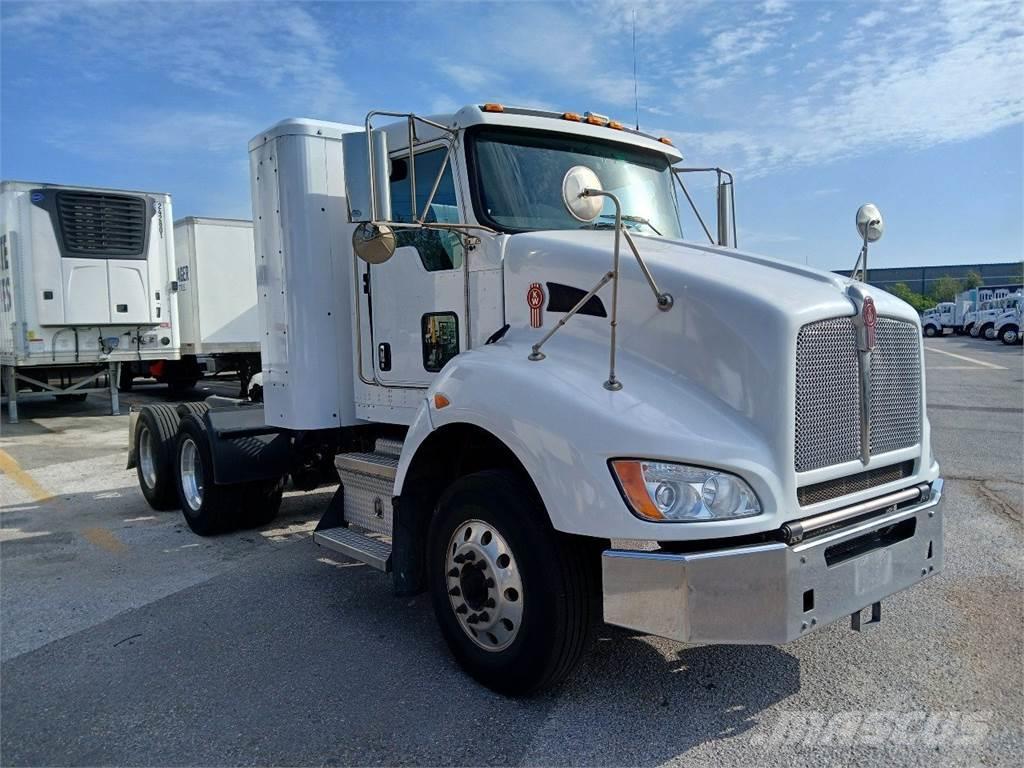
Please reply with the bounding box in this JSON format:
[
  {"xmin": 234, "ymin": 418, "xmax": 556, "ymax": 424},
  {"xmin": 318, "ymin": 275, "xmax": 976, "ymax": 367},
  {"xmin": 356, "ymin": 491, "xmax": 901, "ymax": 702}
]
[
  {"xmin": 1, "ymin": 180, "xmax": 177, "ymax": 422},
  {"xmin": 118, "ymin": 217, "xmax": 260, "ymax": 394},
  {"xmin": 127, "ymin": 107, "xmax": 944, "ymax": 696}
]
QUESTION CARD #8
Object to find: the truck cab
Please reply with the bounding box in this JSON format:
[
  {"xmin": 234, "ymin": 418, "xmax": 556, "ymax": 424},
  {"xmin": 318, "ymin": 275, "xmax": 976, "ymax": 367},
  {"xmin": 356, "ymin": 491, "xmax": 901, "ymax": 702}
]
[
  {"xmin": 129, "ymin": 105, "xmax": 944, "ymax": 695},
  {"xmin": 922, "ymin": 302, "xmax": 954, "ymax": 336}
]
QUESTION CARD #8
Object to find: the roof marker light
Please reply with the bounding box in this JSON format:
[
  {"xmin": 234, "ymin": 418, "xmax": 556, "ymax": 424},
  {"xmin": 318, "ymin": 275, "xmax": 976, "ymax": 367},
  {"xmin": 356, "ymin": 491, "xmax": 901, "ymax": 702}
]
[
  {"xmin": 482, "ymin": 103, "xmax": 505, "ymax": 113},
  {"xmin": 562, "ymin": 112, "xmax": 582, "ymax": 122},
  {"xmin": 608, "ymin": 120, "xmax": 624, "ymax": 130},
  {"xmin": 658, "ymin": 136, "xmax": 674, "ymax": 145},
  {"xmin": 584, "ymin": 111, "xmax": 609, "ymax": 126}
]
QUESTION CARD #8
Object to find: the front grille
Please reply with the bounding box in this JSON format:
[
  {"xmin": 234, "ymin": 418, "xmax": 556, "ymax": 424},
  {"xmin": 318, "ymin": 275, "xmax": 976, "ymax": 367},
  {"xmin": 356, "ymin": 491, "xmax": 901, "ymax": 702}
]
[
  {"xmin": 56, "ymin": 191, "xmax": 147, "ymax": 257},
  {"xmin": 795, "ymin": 316, "xmax": 921, "ymax": 472},
  {"xmin": 797, "ymin": 460, "xmax": 915, "ymax": 506}
]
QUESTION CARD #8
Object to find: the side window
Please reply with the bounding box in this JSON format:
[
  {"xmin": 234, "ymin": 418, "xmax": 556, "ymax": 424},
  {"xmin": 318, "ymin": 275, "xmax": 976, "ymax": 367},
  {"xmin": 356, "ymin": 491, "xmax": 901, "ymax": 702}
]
[
  {"xmin": 390, "ymin": 148, "xmax": 463, "ymax": 271},
  {"xmin": 422, "ymin": 312, "xmax": 459, "ymax": 371}
]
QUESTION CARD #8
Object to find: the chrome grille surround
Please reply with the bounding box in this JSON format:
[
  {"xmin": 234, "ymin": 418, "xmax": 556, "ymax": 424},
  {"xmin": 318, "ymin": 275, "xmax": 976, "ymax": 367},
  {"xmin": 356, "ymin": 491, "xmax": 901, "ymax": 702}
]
[{"xmin": 795, "ymin": 316, "xmax": 921, "ymax": 473}]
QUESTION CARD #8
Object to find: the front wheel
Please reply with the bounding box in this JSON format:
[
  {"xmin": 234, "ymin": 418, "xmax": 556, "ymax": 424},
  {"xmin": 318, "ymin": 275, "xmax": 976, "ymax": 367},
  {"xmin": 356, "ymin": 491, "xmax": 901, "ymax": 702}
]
[
  {"xmin": 999, "ymin": 325, "xmax": 1020, "ymax": 345},
  {"xmin": 924, "ymin": 325, "xmax": 937, "ymax": 337},
  {"xmin": 982, "ymin": 324, "xmax": 996, "ymax": 340},
  {"xmin": 427, "ymin": 470, "xmax": 596, "ymax": 696}
]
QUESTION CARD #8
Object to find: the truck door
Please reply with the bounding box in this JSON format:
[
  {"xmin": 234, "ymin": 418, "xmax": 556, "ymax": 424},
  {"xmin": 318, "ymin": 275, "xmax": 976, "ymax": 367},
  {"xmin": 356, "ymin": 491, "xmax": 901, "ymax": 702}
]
[{"xmin": 369, "ymin": 146, "xmax": 466, "ymax": 387}]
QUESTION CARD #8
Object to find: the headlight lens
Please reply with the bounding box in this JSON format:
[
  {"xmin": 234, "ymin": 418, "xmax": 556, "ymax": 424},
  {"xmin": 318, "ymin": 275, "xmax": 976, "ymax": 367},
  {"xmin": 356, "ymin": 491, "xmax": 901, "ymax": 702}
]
[{"xmin": 611, "ymin": 460, "xmax": 761, "ymax": 522}]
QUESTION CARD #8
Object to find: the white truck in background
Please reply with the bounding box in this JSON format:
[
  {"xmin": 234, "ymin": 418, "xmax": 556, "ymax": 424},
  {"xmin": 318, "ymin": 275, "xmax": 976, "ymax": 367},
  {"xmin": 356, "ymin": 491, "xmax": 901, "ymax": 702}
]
[
  {"xmin": 972, "ymin": 294, "xmax": 1021, "ymax": 339},
  {"xmin": 127, "ymin": 106, "xmax": 944, "ymax": 695},
  {"xmin": 921, "ymin": 302, "xmax": 954, "ymax": 337},
  {"xmin": 993, "ymin": 294, "xmax": 1022, "ymax": 345},
  {"xmin": 1, "ymin": 180, "xmax": 176, "ymax": 423},
  {"xmin": 118, "ymin": 217, "xmax": 260, "ymax": 396}
]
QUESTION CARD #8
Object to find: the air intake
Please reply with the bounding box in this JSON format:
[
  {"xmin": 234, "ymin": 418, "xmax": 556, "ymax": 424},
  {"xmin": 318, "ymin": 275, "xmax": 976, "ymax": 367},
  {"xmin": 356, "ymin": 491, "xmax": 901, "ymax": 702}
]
[{"xmin": 56, "ymin": 191, "xmax": 148, "ymax": 258}]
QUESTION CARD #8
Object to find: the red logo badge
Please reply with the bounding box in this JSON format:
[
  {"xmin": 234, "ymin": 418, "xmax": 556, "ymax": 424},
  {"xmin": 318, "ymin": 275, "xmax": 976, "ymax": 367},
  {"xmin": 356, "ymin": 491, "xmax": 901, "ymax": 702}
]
[
  {"xmin": 527, "ymin": 283, "xmax": 545, "ymax": 328},
  {"xmin": 862, "ymin": 296, "xmax": 877, "ymax": 349}
]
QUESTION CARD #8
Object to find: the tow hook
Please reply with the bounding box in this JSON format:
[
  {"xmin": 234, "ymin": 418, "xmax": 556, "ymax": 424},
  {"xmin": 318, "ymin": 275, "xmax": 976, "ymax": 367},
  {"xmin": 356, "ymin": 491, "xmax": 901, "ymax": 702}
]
[{"xmin": 850, "ymin": 601, "xmax": 882, "ymax": 631}]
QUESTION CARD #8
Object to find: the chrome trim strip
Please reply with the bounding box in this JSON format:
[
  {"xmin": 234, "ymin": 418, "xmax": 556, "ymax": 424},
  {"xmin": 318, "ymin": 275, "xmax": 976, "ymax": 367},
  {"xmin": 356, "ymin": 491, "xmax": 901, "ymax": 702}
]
[{"xmin": 781, "ymin": 482, "xmax": 929, "ymax": 544}]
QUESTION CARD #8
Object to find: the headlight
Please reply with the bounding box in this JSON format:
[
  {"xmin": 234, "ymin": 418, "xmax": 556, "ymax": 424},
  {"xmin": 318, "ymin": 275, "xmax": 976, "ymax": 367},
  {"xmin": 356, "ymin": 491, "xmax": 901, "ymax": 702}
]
[{"xmin": 610, "ymin": 460, "xmax": 761, "ymax": 522}]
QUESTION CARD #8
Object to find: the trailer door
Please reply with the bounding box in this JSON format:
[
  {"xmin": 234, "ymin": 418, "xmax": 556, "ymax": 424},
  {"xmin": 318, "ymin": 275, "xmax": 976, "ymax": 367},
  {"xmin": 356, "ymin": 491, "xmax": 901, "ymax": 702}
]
[{"xmin": 369, "ymin": 147, "xmax": 466, "ymax": 387}]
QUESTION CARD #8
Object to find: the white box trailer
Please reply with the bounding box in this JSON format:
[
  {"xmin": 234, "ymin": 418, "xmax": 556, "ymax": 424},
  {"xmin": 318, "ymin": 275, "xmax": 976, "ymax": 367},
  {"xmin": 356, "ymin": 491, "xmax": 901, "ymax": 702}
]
[
  {"xmin": 118, "ymin": 217, "xmax": 261, "ymax": 395},
  {"xmin": 1, "ymin": 180, "xmax": 177, "ymax": 423}
]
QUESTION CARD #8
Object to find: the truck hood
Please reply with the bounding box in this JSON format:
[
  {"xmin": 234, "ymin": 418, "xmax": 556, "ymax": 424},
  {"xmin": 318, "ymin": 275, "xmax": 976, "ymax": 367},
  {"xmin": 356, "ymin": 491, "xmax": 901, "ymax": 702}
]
[{"xmin": 500, "ymin": 230, "xmax": 922, "ymax": 474}]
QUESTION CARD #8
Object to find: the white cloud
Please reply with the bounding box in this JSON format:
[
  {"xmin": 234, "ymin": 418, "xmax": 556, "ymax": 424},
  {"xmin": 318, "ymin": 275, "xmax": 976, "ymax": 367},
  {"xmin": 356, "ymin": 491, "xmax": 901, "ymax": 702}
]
[
  {"xmin": 665, "ymin": 0, "xmax": 1023, "ymax": 177},
  {"xmin": 857, "ymin": 9, "xmax": 888, "ymax": 28}
]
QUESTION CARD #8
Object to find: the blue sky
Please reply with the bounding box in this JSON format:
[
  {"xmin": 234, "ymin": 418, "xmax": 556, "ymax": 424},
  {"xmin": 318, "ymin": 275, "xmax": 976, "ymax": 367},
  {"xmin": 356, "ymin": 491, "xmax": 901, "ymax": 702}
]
[{"xmin": 2, "ymin": 0, "xmax": 1021, "ymax": 271}]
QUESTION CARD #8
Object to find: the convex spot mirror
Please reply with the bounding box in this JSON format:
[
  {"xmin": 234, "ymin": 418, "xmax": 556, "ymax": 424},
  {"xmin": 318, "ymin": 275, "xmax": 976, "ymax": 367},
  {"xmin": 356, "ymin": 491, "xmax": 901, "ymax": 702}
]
[
  {"xmin": 353, "ymin": 222, "xmax": 396, "ymax": 264},
  {"xmin": 562, "ymin": 165, "xmax": 604, "ymax": 222},
  {"xmin": 856, "ymin": 203, "xmax": 884, "ymax": 243}
]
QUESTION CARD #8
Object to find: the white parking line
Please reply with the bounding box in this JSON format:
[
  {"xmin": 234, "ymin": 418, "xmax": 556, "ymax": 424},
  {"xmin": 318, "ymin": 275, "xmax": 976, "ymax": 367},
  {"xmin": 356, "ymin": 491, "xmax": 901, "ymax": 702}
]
[{"xmin": 924, "ymin": 345, "xmax": 1006, "ymax": 370}]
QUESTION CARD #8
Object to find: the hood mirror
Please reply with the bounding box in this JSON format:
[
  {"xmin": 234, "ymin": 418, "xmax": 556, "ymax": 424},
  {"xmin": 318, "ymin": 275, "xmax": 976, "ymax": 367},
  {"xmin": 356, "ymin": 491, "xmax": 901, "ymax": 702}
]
[
  {"xmin": 562, "ymin": 165, "xmax": 604, "ymax": 222},
  {"xmin": 856, "ymin": 203, "xmax": 884, "ymax": 243},
  {"xmin": 353, "ymin": 222, "xmax": 396, "ymax": 264}
]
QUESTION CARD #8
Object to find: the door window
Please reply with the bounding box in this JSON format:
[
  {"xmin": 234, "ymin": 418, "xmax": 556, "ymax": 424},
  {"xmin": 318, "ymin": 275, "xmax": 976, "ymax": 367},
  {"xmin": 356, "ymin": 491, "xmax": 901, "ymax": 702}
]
[{"xmin": 390, "ymin": 148, "xmax": 463, "ymax": 271}]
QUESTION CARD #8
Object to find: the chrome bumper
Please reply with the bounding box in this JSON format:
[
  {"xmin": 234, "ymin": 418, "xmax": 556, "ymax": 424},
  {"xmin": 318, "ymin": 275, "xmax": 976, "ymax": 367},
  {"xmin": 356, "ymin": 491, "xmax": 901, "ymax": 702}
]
[{"xmin": 602, "ymin": 479, "xmax": 944, "ymax": 645}]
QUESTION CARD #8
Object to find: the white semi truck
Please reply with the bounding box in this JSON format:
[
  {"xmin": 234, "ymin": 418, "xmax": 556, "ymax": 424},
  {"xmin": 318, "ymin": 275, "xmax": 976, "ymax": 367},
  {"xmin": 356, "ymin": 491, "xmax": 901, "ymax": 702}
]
[
  {"xmin": 1, "ymin": 180, "xmax": 176, "ymax": 423},
  {"xmin": 117, "ymin": 217, "xmax": 260, "ymax": 395},
  {"xmin": 921, "ymin": 302, "xmax": 954, "ymax": 337},
  {"xmin": 127, "ymin": 106, "xmax": 944, "ymax": 694},
  {"xmin": 993, "ymin": 294, "xmax": 1022, "ymax": 345}
]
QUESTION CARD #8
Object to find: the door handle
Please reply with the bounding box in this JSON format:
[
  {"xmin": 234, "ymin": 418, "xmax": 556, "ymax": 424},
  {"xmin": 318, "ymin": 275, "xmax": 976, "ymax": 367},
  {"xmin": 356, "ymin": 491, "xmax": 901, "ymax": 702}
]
[{"xmin": 377, "ymin": 342, "xmax": 392, "ymax": 372}]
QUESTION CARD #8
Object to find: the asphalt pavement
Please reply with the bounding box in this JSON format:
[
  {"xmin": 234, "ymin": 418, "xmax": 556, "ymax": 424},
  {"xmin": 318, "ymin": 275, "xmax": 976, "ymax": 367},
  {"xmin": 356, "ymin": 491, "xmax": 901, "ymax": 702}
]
[{"xmin": 1, "ymin": 342, "xmax": 1021, "ymax": 767}]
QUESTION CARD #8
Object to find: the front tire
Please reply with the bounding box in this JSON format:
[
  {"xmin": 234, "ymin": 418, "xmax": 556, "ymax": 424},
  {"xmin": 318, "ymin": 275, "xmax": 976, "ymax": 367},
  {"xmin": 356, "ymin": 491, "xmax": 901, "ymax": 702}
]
[
  {"xmin": 999, "ymin": 325, "xmax": 1020, "ymax": 345},
  {"xmin": 427, "ymin": 470, "xmax": 596, "ymax": 696},
  {"xmin": 924, "ymin": 325, "xmax": 937, "ymax": 337}
]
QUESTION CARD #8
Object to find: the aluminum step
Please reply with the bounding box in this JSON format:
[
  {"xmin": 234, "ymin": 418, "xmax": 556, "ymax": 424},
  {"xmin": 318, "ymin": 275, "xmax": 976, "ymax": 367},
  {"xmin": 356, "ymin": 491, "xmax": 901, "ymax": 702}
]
[
  {"xmin": 314, "ymin": 527, "xmax": 392, "ymax": 572},
  {"xmin": 335, "ymin": 451, "xmax": 398, "ymax": 481}
]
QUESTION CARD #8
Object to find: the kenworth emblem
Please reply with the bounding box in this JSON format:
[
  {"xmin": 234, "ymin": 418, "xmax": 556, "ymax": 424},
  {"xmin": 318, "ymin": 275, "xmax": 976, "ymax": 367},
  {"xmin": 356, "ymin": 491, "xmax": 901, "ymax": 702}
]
[
  {"xmin": 527, "ymin": 283, "xmax": 544, "ymax": 328},
  {"xmin": 861, "ymin": 295, "xmax": 877, "ymax": 351}
]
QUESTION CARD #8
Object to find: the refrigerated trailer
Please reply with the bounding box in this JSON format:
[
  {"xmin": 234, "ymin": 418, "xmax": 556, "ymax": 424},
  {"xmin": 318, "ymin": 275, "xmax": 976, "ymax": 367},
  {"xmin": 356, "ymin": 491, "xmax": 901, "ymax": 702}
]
[
  {"xmin": 1, "ymin": 180, "xmax": 177, "ymax": 422},
  {"xmin": 127, "ymin": 107, "xmax": 944, "ymax": 695},
  {"xmin": 117, "ymin": 217, "xmax": 260, "ymax": 395}
]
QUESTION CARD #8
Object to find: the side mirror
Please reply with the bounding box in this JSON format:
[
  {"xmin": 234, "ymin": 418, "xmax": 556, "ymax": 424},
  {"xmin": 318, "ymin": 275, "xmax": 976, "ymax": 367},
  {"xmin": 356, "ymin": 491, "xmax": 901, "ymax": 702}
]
[
  {"xmin": 856, "ymin": 203, "xmax": 884, "ymax": 243},
  {"xmin": 342, "ymin": 130, "xmax": 392, "ymax": 223},
  {"xmin": 561, "ymin": 165, "xmax": 604, "ymax": 222},
  {"xmin": 352, "ymin": 222, "xmax": 396, "ymax": 264}
]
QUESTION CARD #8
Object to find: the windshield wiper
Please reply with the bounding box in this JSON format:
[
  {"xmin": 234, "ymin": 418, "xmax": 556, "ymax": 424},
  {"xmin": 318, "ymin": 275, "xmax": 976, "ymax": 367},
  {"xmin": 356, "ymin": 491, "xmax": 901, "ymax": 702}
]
[{"xmin": 593, "ymin": 213, "xmax": 663, "ymax": 236}]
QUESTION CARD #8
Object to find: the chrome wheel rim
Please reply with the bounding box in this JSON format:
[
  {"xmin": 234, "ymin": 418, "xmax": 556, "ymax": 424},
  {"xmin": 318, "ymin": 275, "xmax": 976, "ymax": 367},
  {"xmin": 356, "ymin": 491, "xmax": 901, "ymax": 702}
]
[
  {"xmin": 445, "ymin": 519, "xmax": 523, "ymax": 652},
  {"xmin": 1005, "ymin": 330, "xmax": 1018, "ymax": 344},
  {"xmin": 985, "ymin": 327, "xmax": 995, "ymax": 339},
  {"xmin": 139, "ymin": 426, "xmax": 157, "ymax": 489},
  {"xmin": 179, "ymin": 437, "xmax": 204, "ymax": 511}
]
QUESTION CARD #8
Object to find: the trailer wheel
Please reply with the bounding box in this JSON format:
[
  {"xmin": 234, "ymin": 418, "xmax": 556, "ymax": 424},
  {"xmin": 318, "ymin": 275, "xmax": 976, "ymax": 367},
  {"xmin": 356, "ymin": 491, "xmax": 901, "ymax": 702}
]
[
  {"xmin": 427, "ymin": 470, "xmax": 595, "ymax": 695},
  {"xmin": 135, "ymin": 404, "xmax": 181, "ymax": 510},
  {"xmin": 174, "ymin": 416, "xmax": 237, "ymax": 535},
  {"xmin": 999, "ymin": 325, "xmax": 1019, "ymax": 345}
]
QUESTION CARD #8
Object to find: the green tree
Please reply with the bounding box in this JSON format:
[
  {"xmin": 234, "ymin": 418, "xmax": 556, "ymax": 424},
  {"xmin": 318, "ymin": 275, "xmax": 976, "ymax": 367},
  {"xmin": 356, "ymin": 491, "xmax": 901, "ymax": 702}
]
[
  {"xmin": 889, "ymin": 282, "xmax": 932, "ymax": 312},
  {"xmin": 963, "ymin": 270, "xmax": 984, "ymax": 289},
  {"xmin": 928, "ymin": 275, "xmax": 963, "ymax": 302}
]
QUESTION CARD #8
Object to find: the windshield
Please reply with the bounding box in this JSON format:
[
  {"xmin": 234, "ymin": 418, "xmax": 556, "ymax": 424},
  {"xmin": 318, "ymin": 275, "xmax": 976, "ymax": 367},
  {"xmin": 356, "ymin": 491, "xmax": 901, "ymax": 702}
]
[{"xmin": 468, "ymin": 127, "xmax": 682, "ymax": 238}]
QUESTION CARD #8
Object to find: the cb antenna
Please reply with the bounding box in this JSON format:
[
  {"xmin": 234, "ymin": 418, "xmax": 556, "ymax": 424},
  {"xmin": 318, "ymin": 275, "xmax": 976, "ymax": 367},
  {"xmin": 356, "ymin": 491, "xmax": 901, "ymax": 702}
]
[{"xmin": 632, "ymin": 8, "xmax": 640, "ymax": 130}]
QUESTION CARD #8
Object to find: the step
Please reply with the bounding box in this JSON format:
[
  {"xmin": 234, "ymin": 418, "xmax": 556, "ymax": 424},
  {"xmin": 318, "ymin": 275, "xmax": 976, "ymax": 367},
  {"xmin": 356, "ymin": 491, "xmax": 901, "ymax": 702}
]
[
  {"xmin": 314, "ymin": 527, "xmax": 392, "ymax": 572},
  {"xmin": 335, "ymin": 451, "xmax": 398, "ymax": 481}
]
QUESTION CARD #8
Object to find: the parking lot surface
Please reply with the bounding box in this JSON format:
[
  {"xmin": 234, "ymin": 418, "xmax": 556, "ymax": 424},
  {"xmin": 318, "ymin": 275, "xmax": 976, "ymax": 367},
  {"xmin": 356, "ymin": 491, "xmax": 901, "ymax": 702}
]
[{"xmin": 1, "ymin": 340, "xmax": 1022, "ymax": 767}]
